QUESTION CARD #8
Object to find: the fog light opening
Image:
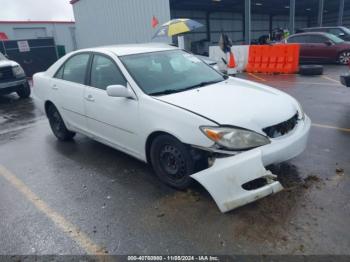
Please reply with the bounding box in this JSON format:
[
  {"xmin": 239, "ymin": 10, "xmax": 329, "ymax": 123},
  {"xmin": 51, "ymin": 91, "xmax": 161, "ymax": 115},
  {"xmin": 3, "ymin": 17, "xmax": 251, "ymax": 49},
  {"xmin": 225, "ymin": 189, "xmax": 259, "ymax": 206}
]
[{"xmin": 242, "ymin": 173, "xmax": 278, "ymax": 191}]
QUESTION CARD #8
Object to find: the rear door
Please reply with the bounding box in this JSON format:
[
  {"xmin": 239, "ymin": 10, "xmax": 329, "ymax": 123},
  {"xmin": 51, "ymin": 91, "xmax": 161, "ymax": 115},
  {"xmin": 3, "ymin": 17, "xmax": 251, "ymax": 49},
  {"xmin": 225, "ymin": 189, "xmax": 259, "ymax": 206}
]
[
  {"xmin": 287, "ymin": 35, "xmax": 312, "ymax": 61},
  {"xmin": 51, "ymin": 53, "xmax": 90, "ymax": 132},
  {"xmin": 84, "ymin": 53, "xmax": 140, "ymax": 156}
]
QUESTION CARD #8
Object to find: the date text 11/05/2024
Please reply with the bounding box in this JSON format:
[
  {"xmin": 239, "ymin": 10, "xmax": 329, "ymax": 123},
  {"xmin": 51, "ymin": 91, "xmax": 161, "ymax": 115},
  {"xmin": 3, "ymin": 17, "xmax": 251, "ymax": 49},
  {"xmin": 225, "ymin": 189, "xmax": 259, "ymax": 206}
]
[{"xmin": 127, "ymin": 256, "xmax": 220, "ymax": 261}]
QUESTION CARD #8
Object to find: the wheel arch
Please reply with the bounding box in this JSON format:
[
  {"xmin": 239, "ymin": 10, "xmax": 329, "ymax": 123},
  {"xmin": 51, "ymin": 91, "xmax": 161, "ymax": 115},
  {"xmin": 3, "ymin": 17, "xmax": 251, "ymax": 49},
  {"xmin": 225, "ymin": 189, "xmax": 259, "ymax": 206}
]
[{"xmin": 145, "ymin": 131, "xmax": 184, "ymax": 164}]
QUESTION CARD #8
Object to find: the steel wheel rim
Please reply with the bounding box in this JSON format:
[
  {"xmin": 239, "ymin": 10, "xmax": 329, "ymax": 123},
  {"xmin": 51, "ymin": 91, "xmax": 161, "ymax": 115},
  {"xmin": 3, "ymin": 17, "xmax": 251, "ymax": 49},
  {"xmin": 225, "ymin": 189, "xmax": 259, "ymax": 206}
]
[
  {"xmin": 159, "ymin": 144, "xmax": 186, "ymax": 180},
  {"xmin": 50, "ymin": 110, "xmax": 62, "ymax": 133}
]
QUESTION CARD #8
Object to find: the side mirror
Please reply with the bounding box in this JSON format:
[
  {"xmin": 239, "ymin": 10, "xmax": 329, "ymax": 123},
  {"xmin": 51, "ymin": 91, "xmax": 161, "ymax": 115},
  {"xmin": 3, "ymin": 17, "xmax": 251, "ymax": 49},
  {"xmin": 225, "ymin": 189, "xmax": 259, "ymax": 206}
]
[
  {"xmin": 325, "ymin": 40, "xmax": 333, "ymax": 46},
  {"xmin": 106, "ymin": 84, "xmax": 134, "ymax": 99}
]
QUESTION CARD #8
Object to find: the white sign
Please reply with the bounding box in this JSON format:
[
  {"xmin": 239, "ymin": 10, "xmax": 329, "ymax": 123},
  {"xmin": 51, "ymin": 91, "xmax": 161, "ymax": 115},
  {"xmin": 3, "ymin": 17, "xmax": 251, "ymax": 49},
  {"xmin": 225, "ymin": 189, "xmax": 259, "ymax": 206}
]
[{"xmin": 17, "ymin": 41, "xmax": 30, "ymax": 52}]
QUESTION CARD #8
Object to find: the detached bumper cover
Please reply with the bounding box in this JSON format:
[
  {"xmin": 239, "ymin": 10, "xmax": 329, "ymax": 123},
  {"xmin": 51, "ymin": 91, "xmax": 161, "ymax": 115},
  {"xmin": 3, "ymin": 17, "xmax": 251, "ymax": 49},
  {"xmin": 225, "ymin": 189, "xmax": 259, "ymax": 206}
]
[{"xmin": 191, "ymin": 115, "xmax": 311, "ymax": 213}]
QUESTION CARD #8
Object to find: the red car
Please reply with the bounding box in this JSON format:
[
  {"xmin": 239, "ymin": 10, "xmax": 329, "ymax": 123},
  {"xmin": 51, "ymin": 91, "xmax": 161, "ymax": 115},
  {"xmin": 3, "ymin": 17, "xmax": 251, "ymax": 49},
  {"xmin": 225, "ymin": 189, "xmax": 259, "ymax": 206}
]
[{"xmin": 284, "ymin": 32, "xmax": 350, "ymax": 65}]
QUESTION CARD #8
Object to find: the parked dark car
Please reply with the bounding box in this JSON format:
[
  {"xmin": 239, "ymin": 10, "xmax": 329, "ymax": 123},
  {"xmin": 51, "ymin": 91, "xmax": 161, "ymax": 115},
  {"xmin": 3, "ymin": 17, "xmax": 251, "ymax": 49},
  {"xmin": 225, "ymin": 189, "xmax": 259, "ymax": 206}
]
[
  {"xmin": 284, "ymin": 32, "xmax": 350, "ymax": 64},
  {"xmin": 297, "ymin": 26, "xmax": 350, "ymax": 41}
]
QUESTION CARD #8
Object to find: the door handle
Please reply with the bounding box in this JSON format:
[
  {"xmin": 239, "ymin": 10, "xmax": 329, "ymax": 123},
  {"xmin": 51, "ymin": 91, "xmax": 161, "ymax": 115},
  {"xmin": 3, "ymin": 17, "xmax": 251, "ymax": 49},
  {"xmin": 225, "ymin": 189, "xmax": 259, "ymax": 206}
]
[
  {"xmin": 85, "ymin": 94, "xmax": 95, "ymax": 102},
  {"xmin": 51, "ymin": 84, "xmax": 58, "ymax": 90}
]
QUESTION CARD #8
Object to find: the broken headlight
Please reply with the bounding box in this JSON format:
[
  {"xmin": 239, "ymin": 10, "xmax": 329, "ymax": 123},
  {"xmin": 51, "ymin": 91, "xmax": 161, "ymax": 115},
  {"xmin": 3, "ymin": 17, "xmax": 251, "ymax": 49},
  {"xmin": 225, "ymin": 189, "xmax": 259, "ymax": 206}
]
[{"xmin": 200, "ymin": 126, "xmax": 270, "ymax": 151}]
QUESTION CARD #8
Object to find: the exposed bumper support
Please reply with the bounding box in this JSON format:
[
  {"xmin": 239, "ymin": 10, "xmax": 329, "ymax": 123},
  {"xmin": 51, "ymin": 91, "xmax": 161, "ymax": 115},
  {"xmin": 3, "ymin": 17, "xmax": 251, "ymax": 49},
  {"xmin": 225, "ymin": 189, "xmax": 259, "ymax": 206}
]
[{"xmin": 191, "ymin": 149, "xmax": 283, "ymax": 213}]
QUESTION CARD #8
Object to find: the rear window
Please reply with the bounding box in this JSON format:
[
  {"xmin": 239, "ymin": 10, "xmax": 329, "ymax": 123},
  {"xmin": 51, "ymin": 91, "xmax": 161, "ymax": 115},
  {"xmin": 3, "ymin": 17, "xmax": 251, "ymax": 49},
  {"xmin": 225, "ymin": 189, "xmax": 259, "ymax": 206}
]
[{"xmin": 55, "ymin": 53, "xmax": 90, "ymax": 85}]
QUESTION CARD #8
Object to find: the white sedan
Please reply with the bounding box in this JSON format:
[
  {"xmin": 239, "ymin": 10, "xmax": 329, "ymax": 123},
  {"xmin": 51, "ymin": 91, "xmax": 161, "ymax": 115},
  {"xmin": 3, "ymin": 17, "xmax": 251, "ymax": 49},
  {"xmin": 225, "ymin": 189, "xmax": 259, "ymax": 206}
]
[{"xmin": 33, "ymin": 43, "xmax": 311, "ymax": 213}]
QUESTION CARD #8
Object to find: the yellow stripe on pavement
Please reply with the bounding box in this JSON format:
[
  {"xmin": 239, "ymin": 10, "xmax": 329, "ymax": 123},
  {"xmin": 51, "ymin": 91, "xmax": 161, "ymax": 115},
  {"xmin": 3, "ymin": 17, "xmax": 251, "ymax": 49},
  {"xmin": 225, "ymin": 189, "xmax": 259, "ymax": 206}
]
[
  {"xmin": 312, "ymin": 123, "xmax": 350, "ymax": 133},
  {"xmin": 0, "ymin": 165, "xmax": 107, "ymax": 256},
  {"xmin": 321, "ymin": 76, "xmax": 341, "ymax": 84},
  {"xmin": 248, "ymin": 73, "xmax": 267, "ymax": 82}
]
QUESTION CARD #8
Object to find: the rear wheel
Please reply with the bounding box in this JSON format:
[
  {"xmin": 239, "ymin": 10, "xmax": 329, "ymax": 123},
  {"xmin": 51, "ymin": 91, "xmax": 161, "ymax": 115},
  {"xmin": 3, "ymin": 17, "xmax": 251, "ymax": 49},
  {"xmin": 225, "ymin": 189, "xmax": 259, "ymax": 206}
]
[
  {"xmin": 150, "ymin": 134, "xmax": 195, "ymax": 189},
  {"xmin": 17, "ymin": 82, "xmax": 31, "ymax": 98},
  {"xmin": 47, "ymin": 104, "xmax": 75, "ymax": 141},
  {"xmin": 338, "ymin": 51, "xmax": 350, "ymax": 65}
]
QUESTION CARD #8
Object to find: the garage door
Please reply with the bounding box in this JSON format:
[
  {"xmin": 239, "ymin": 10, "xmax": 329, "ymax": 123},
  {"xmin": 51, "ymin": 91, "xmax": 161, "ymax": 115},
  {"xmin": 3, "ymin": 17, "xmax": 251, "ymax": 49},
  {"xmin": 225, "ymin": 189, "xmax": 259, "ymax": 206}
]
[{"xmin": 13, "ymin": 27, "xmax": 47, "ymax": 39}]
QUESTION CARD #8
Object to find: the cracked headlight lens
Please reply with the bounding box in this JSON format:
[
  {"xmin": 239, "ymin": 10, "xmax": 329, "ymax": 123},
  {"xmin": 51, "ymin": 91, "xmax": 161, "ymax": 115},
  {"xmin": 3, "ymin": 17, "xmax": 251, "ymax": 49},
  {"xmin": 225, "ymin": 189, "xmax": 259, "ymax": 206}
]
[{"xmin": 200, "ymin": 126, "xmax": 270, "ymax": 150}]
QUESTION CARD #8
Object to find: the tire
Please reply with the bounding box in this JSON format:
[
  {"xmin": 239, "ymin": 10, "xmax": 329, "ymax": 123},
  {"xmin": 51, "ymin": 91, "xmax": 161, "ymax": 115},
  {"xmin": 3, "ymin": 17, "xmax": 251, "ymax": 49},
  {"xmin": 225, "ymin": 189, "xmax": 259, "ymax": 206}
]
[
  {"xmin": 46, "ymin": 104, "xmax": 76, "ymax": 141},
  {"xmin": 16, "ymin": 81, "xmax": 31, "ymax": 98},
  {"xmin": 340, "ymin": 73, "xmax": 350, "ymax": 87},
  {"xmin": 150, "ymin": 134, "xmax": 195, "ymax": 189},
  {"xmin": 338, "ymin": 51, "xmax": 350, "ymax": 65},
  {"xmin": 299, "ymin": 65, "xmax": 324, "ymax": 76}
]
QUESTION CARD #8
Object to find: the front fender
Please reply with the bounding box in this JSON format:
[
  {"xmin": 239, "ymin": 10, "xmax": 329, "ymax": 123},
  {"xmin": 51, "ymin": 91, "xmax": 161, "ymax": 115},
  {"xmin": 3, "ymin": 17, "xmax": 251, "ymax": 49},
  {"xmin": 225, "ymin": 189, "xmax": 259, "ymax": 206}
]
[{"xmin": 139, "ymin": 96, "xmax": 216, "ymax": 159}]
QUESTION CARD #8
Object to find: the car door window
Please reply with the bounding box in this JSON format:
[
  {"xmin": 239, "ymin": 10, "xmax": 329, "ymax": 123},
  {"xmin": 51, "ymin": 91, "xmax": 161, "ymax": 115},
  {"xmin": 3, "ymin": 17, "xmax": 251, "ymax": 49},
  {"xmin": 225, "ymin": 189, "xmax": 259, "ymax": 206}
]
[
  {"xmin": 307, "ymin": 35, "xmax": 327, "ymax": 43},
  {"xmin": 90, "ymin": 55, "xmax": 127, "ymax": 90},
  {"xmin": 287, "ymin": 35, "xmax": 307, "ymax": 43},
  {"xmin": 55, "ymin": 53, "xmax": 90, "ymax": 84},
  {"xmin": 55, "ymin": 66, "xmax": 64, "ymax": 79}
]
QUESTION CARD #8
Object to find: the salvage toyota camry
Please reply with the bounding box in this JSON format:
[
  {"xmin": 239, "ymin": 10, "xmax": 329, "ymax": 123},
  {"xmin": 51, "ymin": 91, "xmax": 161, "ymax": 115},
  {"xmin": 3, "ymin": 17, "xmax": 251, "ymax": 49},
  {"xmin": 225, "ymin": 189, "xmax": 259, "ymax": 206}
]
[{"xmin": 33, "ymin": 43, "xmax": 311, "ymax": 213}]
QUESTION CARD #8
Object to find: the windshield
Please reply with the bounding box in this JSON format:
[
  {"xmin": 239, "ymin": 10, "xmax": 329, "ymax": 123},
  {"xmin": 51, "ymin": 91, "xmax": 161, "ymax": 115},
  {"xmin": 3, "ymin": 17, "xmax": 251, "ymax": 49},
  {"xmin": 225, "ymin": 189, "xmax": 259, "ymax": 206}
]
[
  {"xmin": 326, "ymin": 33, "xmax": 344, "ymax": 43},
  {"xmin": 341, "ymin": 27, "xmax": 350, "ymax": 34},
  {"xmin": 120, "ymin": 50, "xmax": 225, "ymax": 95},
  {"xmin": 0, "ymin": 52, "xmax": 7, "ymax": 60}
]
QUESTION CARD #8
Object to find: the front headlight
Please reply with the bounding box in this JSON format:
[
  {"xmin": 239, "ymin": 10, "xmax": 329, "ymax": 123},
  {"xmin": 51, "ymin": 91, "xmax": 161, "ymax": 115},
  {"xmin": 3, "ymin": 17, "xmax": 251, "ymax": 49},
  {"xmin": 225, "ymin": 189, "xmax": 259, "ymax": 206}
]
[
  {"xmin": 12, "ymin": 65, "xmax": 25, "ymax": 78},
  {"xmin": 200, "ymin": 126, "xmax": 270, "ymax": 151}
]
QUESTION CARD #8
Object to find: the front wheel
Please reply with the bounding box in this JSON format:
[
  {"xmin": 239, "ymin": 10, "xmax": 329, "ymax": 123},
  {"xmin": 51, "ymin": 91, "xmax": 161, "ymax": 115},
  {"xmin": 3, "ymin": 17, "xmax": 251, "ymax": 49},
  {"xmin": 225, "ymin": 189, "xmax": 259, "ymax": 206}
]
[
  {"xmin": 338, "ymin": 51, "xmax": 350, "ymax": 65},
  {"xmin": 150, "ymin": 135, "xmax": 195, "ymax": 189},
  {"xmin": 17, "ymin": 82, "xmax": 31, "ymax": 98},
  {"xmin": 47, "ymin": 104, "xmax": 76, "ymax": 141}
]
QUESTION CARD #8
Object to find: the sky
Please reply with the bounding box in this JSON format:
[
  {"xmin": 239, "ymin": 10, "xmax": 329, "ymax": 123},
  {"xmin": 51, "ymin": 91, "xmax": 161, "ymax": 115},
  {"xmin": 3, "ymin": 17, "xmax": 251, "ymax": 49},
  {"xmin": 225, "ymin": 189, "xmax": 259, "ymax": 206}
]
[{"xmin": 0, "ymin": 0, "xmax": 75, "ymax": 21}]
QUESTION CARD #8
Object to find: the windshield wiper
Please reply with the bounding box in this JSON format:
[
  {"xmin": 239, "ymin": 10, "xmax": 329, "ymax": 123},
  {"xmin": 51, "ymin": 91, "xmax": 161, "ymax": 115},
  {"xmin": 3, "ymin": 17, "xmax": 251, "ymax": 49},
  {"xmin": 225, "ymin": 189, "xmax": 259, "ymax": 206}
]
[
  {"xmin": 149, "ymin": 78, "xmax": 226, "ymax": 96},
  {"xmin": 149, "ymin": 89, "xmax": 183, "ymax": 96},
  {"xmin": 182, "ymin": 79, "xmax": 225, "ymax": 90}
]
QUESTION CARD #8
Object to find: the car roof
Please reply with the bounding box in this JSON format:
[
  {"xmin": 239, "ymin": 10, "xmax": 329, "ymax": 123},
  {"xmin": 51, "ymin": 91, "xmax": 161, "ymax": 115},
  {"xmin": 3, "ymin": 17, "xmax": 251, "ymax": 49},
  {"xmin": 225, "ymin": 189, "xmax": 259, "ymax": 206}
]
[
  {"xmin": 302, "ymin": 26, "xmax": 344, "ymax": 30},
  {"xmin": 289, "ymin": 32, "xmax": 330, "ymax": 37},
  {"xmin": 84, "ymin": 43, "xmax": 178, "ymax": 56}
]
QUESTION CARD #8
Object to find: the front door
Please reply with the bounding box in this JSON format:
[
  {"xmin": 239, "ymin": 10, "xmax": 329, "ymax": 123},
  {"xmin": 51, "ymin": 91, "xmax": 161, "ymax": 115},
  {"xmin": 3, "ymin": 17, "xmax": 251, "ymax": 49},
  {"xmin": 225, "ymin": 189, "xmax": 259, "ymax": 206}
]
[
  {"xmin": 84, "ymin": 54, "xmax": 140, "ymax": 157},
  {"xmin": 305, "ymin": 35, "xmax": 335, "ymax": 61}
]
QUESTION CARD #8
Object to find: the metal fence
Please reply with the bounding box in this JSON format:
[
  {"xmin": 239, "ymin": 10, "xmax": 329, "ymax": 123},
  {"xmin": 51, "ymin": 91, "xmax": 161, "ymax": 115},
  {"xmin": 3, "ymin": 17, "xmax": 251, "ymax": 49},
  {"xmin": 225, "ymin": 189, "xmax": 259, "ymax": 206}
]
[{"xmin": 0, "ymin": 38, "xmax": 58, "ymax": 77}]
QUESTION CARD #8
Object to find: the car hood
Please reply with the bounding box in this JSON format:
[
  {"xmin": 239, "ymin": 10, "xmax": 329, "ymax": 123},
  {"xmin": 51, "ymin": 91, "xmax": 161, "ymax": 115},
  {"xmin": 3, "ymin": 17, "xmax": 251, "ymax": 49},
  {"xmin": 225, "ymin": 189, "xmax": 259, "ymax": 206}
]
[
  {"xmin": 155, "ymin": 77, "xmax": 299, "ymax": 134},
  {"xmin": 0, "ymin": 60, "xmax": 18, "ymax": 67}
]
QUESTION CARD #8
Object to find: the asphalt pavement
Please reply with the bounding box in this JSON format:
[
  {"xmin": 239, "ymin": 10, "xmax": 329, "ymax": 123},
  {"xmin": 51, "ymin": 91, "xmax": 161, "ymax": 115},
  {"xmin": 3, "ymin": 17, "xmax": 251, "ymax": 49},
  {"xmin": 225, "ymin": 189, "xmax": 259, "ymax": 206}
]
[{"xmin": 0, "ymin": 65, "xmax": 349, "ymax": 255}]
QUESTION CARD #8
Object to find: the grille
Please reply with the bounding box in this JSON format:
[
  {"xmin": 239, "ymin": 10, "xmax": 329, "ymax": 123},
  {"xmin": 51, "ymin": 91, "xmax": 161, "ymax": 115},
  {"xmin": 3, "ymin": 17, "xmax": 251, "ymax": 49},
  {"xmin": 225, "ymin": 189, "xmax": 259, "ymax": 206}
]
[
  {"xmin": 263, "ymin": 113, "xmax": 299, "ymax": 138},
  {"xmin": 0, "ymin": 66, "xmax": 14, "ymax": 81}
]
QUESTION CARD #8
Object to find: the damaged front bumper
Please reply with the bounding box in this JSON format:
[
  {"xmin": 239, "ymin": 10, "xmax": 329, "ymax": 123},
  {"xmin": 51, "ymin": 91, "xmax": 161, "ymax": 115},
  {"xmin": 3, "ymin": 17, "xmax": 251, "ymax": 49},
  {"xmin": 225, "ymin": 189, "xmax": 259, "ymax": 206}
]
[{"xmin": 190, "ymin": 115, "xmax": 311, "ymax": 213}]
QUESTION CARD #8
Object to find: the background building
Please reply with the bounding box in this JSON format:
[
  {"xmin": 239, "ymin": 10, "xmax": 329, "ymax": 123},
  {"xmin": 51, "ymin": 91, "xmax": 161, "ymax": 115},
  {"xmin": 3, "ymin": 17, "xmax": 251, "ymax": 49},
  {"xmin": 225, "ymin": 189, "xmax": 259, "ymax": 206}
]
[
  {"xmin": 0, "ymin": 21, "xmax": 77, "ymax": 53},
  {"xmin": 71, "ymin": 0, "xmax": 350, "ymax": 55},
  {"xmin": 71, "ymin": 0, "xmax": 171, "ymax": 49}
]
